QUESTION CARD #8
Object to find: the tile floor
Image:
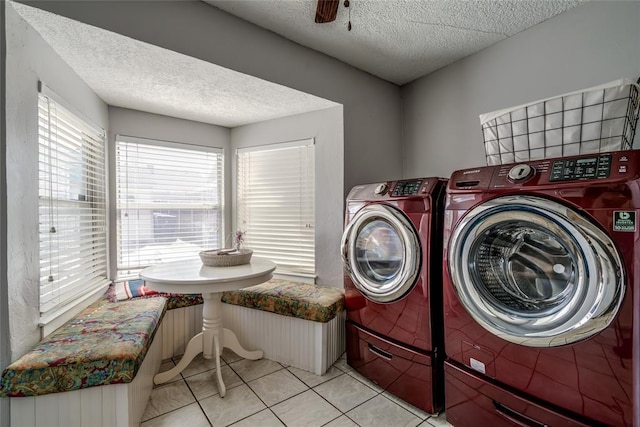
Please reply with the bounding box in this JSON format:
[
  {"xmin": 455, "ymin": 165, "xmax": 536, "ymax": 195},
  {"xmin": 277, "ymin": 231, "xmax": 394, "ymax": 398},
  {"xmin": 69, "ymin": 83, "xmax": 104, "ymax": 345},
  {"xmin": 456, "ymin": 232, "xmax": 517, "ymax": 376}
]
[{"xmin": 141, "ymin": 350, "xmax": 453, "ymax": 427}]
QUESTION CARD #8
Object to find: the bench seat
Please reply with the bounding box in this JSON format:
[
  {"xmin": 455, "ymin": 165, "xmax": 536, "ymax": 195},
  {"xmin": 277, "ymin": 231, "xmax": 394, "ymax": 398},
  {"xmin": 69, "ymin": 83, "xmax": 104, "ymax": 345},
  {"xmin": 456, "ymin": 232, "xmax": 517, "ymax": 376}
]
[
  {"xmin": 221, "ymin": 278, "xmax": 344, "ymax": 323},
  {"xmin": 0, "ymin": 296, "xmax": 166, "ymax": 398},
  {"xmin": 221, "ymin": 279, "xmax": 345, "ymax": 375},
  {"xmin": 109, "ymin": 280, "xmax": 204, "ymax": 359}
]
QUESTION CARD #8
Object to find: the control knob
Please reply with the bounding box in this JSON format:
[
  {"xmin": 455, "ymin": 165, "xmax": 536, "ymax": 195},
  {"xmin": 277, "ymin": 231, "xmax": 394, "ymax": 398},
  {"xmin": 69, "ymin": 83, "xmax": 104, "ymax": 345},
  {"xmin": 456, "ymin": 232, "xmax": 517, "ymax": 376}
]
[
  {"xmin": 374, "ymin": 183, "xmax": 388, "ymax": 195},
  {"xmin": 507, "ymin": 164, "xmax": 534, "ymax": 183}
]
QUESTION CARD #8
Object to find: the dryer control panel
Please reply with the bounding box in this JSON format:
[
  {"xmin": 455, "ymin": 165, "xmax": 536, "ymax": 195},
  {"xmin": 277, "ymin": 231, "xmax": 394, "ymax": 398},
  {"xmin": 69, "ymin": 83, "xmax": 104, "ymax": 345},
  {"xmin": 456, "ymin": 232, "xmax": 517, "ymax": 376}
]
[
  {"xmin": 392, "ymin": 179, "xmax": 423, "ymax": 196},
  {"xmin": 347, "ymin": 177, "xmax": 443, "ymax": 201}
]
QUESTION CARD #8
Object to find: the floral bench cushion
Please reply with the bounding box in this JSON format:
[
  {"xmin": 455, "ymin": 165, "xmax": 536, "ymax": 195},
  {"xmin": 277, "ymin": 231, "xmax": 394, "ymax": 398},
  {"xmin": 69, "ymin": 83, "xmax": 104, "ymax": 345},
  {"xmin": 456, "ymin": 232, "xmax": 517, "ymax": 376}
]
[
  {"xmin": 109, "ymin": 280, "xmax": 203, "ymax": 310},
  {"xmin": 0, "ymin": 295, "xmax": 166, "ymax": 397},
  {"xmin": 165, "ymin": 293, "xmax": 203, "ymax": 310},
  {"xmin": 221, "ymin": 278, "xmax": 345, "ymax": 323}
]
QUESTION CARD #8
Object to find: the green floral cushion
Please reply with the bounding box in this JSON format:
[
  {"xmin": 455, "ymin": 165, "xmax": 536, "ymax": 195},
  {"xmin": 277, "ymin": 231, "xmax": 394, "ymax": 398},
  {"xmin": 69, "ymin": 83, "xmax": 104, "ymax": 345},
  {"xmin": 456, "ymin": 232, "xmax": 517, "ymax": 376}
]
[
  {"xmin": 221, "ymin": 279, "xmax": 344, "ymax": 323},
  {"xmin": 0, "ymin": 296, "xmax": 166, "ymax": 397},
  {"xmin": 165, "ymin": 294, "xmax": 203, "ymax": 310},
  {"xmin": 107, "ymin": 282, "xmax": 203, "ymax": 310}
]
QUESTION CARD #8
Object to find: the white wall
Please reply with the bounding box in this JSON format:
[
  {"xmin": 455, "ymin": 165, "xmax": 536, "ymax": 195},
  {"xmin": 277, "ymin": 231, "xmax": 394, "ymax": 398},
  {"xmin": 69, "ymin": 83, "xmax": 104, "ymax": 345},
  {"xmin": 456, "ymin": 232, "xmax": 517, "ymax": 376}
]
[
  {"xmin": 0, "ymin": 1, "xmax": 9, "ymax": 424},
  {"xmin": 231, "ymin": 106, "xmax": 344, "ymax": 287},
  {"xmin": 401, "ymin": 1, "xmax": 640, "ymax": 178},
  {"xmin": 5, "ymin": 3, "xmax": 109, "ymax": 359},
  {"xmin": 18, "ymin": 0, "xmax": 403, "ymax": 196},
  {"xmin": 107, "ymin": 107, "xmax": 232, "ymax": 278}
]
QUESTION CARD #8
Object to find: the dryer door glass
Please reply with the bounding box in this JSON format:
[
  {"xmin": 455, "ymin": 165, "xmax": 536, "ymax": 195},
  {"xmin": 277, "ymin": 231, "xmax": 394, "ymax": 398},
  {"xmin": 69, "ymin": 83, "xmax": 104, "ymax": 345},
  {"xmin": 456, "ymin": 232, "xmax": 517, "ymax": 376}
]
[
  {"xmin": 448, "ymin": 195, "xmax": 624, "ymax": 347},
  {"xmin": 342, "ymin": 204, "xmax": 421, "ymax": 303},
  {"xmin": 355, "ymin": 219, "xmax": 404, "ymax": 283}
]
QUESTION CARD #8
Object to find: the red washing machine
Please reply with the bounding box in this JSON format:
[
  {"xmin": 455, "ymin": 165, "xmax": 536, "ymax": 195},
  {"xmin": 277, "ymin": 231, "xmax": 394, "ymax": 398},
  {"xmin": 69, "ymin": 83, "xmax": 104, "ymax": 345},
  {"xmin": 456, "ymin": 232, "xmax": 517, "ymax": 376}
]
[
  {"xmin": 443, "ymin": 150, "xmax": 639, "ymax": 427},
  {"xmin": 341, "ymin": 177, "xmax": 447, "ymax": 414}
]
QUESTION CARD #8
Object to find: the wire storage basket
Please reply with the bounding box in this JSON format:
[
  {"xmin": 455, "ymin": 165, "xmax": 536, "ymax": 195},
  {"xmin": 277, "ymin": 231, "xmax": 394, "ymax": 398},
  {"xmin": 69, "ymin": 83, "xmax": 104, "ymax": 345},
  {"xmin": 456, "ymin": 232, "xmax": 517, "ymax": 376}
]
[{"xmin": 480, "ymin": 78, "xmax": 640, "ymax": 165}]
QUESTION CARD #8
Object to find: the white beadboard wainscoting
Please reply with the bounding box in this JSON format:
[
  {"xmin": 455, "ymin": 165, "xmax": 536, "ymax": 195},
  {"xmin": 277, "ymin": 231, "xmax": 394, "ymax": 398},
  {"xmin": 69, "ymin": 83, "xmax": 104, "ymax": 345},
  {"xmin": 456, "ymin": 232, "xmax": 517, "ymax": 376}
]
[
  {"xmin": 222, "ymin": 304, "xmax": 346, "ymax": 375},
  {"xmin": 159, "ymin": 304, "xmax": 203, "ymax": 360},
  {"xmin": 160, "ymin": 303, "xmax": 346, "ymax": 376}
]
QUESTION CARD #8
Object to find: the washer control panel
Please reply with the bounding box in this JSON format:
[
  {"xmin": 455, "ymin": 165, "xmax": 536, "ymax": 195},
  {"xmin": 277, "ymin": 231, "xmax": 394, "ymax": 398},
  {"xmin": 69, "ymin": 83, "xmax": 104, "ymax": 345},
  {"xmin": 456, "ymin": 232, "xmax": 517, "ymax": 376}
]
[
  {"xmin": 449, "ymin": 150, "xmax": 639, "ymax": 192},
  {"xmin": 549, "ymin": 154, "xmax": 612, "ymax": 182}
]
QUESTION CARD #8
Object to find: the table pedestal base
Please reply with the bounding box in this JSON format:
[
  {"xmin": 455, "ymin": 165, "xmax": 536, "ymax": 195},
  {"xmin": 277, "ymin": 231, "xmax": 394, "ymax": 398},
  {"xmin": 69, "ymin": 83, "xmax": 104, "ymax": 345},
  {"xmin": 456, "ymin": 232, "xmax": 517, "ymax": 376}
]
[{"xmin": 153, "ymin": 292, "xmax": 263, "ymax": 397}]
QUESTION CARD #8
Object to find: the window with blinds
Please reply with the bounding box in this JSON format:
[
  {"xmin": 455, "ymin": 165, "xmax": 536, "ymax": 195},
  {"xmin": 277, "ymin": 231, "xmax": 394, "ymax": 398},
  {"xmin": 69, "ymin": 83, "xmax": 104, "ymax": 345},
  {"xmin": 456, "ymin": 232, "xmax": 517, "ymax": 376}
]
[
  {"xmin": 236, "ymin": 139, "xmax": 315, "ymax": 277},
  {"xmin": 38, "ymin": 92, "xmax": 108, "ymax": 331},
  {"xmin": 115, "ymin": 136, "xmax": 223, "ymax": 278}
]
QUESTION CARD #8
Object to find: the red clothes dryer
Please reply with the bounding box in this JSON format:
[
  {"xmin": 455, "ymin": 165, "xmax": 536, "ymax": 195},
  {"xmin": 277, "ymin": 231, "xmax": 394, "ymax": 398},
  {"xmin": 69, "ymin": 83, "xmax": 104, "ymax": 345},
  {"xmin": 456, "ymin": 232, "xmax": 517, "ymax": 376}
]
[
  {"xmin": 341, "ymin": 177, "xmax": 447, "ymax": 414},
  {"xmin": 443, "ymin": 150, "xmax": 639, "ymax": 427}
]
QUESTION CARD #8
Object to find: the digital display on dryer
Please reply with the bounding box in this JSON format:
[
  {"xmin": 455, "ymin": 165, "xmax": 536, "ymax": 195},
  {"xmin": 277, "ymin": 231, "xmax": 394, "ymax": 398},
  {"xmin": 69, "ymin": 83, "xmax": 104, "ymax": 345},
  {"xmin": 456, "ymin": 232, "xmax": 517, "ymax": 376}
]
[
  {"xmin": 392, "ymin": 179, "xmax": 423, "ymax": 196},
  {"xmin": 549, "ymin": 154, "xmax": 611, "ymax": 181}
]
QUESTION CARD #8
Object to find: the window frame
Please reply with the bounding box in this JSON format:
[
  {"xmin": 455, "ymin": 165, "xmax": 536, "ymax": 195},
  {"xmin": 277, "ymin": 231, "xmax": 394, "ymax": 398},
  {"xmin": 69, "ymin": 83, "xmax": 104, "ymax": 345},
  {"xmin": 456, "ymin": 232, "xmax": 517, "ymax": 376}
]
[
  {"xmin": 114, "ymin": 135, "xmax": 224, "ymax": 279},
  {"xmin": 235, "ymin": 138, "xmax": 315, "ymax": 279},
  {"xmin": 38, "ymin": 85, "xmax": 109, "ymax": 336}
]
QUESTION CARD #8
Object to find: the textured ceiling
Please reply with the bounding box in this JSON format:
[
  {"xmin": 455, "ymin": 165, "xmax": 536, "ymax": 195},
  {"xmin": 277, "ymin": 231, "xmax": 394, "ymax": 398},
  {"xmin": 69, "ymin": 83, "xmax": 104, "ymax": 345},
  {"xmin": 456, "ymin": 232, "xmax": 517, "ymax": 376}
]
[
  {"xmin": 205, "ymin": 0, "xmax": 584, "ymax": 85},
  {"xmin": 11, "ymin": 0, "xmax": 584, "ymax": 128},
  {"xmin": 11, "ymin": 1, "xmax": 339, "ymax": 128}
]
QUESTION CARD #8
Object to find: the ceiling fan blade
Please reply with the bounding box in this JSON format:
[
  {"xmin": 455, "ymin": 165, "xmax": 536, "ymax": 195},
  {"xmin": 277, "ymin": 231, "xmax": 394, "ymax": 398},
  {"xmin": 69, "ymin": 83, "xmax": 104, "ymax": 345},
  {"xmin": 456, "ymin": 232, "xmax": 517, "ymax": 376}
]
[{"xmin": 315, "ymin": 0, "xmax": 339, "ymax": 23}]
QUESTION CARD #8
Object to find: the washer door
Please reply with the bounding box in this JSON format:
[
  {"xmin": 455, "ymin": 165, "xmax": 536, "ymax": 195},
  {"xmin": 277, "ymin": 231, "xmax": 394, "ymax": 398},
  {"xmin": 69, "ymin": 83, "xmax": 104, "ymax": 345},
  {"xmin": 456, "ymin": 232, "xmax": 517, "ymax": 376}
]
[
  {"xmin": 448, "ymin": 195, "xmax": 624, "ymax": 347},
  {"xmin": 342, "ymin": 204, "xmax": 421, "ymax": 303}
]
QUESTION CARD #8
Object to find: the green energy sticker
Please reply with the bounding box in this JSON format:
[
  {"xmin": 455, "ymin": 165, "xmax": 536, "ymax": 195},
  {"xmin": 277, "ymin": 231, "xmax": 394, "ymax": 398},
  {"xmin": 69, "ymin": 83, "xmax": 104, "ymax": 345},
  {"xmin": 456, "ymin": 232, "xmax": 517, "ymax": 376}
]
[{"xmin": 613, "ymin": 211, "xmax": 637, "ymax": 232}]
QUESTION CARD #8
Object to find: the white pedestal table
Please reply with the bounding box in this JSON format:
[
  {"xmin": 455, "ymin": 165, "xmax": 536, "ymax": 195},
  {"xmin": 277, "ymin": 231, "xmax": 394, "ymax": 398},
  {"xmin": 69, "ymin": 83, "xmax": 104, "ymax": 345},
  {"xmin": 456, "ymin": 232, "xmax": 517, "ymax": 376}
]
[{"xmin": 140, "ymin": 257, "xmax": 276, "ymax": 397}]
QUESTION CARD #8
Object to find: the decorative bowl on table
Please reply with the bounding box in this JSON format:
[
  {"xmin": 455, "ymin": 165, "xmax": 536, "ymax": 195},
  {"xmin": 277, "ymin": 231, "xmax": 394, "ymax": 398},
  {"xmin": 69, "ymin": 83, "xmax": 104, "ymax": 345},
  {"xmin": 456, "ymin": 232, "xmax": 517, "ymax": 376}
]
[{"xmin": 199, "ymin": 248, "xmax": 253, "ymax": 267}]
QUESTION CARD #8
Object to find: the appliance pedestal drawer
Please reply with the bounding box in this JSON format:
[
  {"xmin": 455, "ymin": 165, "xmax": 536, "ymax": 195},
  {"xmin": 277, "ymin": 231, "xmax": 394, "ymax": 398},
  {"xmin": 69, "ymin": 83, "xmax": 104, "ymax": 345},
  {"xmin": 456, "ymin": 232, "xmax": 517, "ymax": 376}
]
[
  {"xmin": 445, "ymin": 361, "xmax": 592, "ymax": 427},
  {"xmin": 346, "ymin": 321, "xmax": 442, "ymax": 414}
]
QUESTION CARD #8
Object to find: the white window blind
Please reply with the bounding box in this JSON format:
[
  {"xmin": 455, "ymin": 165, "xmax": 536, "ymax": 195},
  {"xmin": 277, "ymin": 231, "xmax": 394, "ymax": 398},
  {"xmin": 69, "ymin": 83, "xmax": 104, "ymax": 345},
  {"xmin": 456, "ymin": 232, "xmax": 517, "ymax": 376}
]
[
  {"xmin": 38, "ymin": 92, "xmax": 108, "ymax": 330},
  {"xmin": 116, "ymin": 136, "xmax": 223, "ymax": 277},
  {"xmin": 236, "ymin": 139, "xmax": 315, "ymax": 277}
]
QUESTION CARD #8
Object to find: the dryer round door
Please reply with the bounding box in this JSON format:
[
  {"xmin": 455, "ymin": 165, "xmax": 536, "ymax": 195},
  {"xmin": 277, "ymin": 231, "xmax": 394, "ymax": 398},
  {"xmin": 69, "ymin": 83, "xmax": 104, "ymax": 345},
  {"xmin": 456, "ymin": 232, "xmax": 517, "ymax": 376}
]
[
  {"xmin": 448, "ymin": 195, "xmax": 624, "ymax": 347},
  {"xmin": 341, "ymin": 204, "xmax": 421, "ymax": 303}
]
